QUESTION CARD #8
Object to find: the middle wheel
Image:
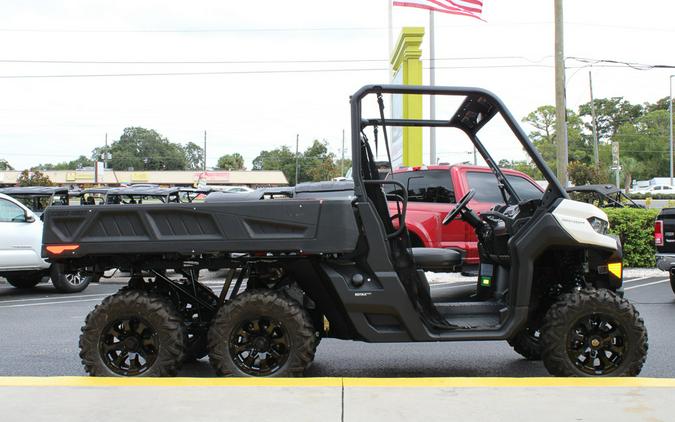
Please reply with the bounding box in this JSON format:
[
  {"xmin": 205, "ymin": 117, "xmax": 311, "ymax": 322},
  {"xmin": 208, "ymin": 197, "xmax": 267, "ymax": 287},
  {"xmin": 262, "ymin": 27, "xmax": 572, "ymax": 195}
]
[{"xmin": 207, "ymin": 289, "xmax": 317, "ymax": 377}]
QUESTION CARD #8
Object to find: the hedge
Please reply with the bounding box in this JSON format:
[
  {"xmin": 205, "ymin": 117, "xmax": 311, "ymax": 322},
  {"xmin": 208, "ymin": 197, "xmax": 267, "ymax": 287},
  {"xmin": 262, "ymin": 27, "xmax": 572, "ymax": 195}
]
[
  {"xmin": 627, "ymin": 192, "xmax": 675, "ymax": 200},
  {"xmin": 602, "ymin": 207, "xmax": 659, "ymax": 267}
]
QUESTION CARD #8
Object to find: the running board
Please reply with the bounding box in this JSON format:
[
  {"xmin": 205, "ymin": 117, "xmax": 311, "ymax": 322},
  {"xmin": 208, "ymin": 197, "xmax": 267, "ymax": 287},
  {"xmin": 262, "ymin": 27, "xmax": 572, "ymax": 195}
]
[{"xmin": 434, "ymin": 301, "xmax": 507, "ymax": 328}]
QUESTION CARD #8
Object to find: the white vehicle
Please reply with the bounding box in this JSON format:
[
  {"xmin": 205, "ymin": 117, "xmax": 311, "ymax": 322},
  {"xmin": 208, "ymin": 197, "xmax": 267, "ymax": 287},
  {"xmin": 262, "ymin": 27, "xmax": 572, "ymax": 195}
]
[
  {"xmin": 636, "ymin": 184, "xmax": 675, "ymax": 194},
  {"xmin": 213, "ymin": 186, "xmax": 254, "ymax": 193},
  {"xmin": 0, "ymin": 193, "xmax": 92, "ymax": 293}
]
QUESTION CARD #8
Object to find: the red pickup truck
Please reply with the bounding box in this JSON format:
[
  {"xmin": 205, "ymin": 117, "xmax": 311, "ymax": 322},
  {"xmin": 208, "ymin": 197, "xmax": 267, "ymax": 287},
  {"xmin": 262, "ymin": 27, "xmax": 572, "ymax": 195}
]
[{"xmin": 387, "ymin": 165, "xmax": 543, "ymax": 267}]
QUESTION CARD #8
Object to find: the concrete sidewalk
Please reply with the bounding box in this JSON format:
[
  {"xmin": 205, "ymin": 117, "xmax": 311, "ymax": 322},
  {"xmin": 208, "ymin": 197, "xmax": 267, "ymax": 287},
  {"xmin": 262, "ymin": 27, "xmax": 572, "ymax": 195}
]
[{"xmin": 0, "ymin": 377, "xmax": 673, "ymax": 422}]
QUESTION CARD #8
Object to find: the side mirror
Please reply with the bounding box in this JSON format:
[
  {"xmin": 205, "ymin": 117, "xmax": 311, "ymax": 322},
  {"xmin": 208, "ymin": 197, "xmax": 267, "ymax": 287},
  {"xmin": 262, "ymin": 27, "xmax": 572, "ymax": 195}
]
[{"xmin": 24, "ymin": 211, "xmax": 35, "ymax": 223}]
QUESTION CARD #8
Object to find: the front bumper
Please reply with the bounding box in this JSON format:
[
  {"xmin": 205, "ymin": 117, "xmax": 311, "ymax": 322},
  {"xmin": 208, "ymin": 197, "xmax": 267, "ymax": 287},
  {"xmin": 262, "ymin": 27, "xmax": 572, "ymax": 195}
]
[{"xmin": 655, "ymin": 253, "xmax": 675, "ymax": 271}]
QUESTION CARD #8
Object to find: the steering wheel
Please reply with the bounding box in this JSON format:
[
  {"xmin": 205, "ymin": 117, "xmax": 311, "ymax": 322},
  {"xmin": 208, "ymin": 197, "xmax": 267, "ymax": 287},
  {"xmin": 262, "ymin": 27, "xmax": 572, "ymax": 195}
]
[{"xmin": 442, "ymin": 189, "xmax": 475, "ymax": 225}]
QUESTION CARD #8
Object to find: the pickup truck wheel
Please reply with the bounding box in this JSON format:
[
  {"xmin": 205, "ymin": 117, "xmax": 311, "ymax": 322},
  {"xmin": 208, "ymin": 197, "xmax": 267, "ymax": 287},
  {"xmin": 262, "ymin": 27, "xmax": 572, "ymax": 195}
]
[
  {"xmin": 508, "ymin": 327, "xmax": 542, "ymax": 361},
  {"xmin": 4, "ymin": 272, "xmax": 43, "ymax": 289},
  {"xmin": 51, "ymin": 264, "xmax": 93, "ymax": 293},
  {"xmin": 208, "ymin": 290, "xmax": 317, "ymax": 377},
  {"xmin": 540, "ymin": 288, "xmax": 648, "ymax": 377},
  {"xmin": 79, "ymin": 290, "xmax": 187, "ymax": 377}
]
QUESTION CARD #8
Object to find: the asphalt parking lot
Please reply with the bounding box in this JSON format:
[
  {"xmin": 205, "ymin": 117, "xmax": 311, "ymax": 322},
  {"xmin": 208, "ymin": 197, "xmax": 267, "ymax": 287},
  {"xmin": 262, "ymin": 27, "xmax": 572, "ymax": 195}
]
[{"xmin": 1, "ymin": 272, "xmax": 673, "ymax": 378}]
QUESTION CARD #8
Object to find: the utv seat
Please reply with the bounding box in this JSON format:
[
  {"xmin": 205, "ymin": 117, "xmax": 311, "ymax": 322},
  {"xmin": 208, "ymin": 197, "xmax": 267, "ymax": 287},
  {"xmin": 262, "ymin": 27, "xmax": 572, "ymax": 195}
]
[{"xmin": 411, "ymin": 247, "xmax": 462, "ymax": 272}]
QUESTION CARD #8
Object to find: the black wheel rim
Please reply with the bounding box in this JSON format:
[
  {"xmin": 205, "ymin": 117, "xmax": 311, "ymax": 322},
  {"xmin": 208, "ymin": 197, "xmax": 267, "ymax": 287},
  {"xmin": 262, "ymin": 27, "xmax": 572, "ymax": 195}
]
[
  {"xmin": 65, "ymin": 272, "xmax": 87, "ymax": 286},
  {"xmin": 229, "ymin": 317, "xmax": 290, "ymax": 376},
  {"xmin": 566, "ymin": 313, "xmax": 626, "ymax": 375},
  {"xmin": 99, "ymin": 317, "xmax": 159, "ymax": 376}
]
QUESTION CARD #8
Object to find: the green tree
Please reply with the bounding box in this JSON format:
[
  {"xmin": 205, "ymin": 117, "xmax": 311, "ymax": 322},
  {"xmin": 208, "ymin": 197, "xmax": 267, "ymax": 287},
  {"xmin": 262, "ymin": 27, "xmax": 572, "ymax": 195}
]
[
  {"xmin": 337, "ymin": 158, "xmax": 352, "ymax": 178},
  {"xmin": 217, "ymin": 153, "xmax": 245, "ymax": 170},
  {"xmin": 0, "ymin": 159, "xmax": 13, "ymax": 170},
  {"xmin": 620, "ymin": 157, "xmax": 643, "ymax": 192},
  {"xmin": 302, "ymin": 140, "xmax": 339, "ymax": 182},
  {"xmin": 37, "ymin": 155, "xmax": 94, "ymax": 170},
  {"xmin": 578, "ymin": 97, "xmax": 644, "ymax": 141},
  {"xmin": 522, "ymin": 106, "xmax": 590, "ymax": 173},
  {"xmin": 252, "ymin": 146, "xmax": 298, "ymax": 184},
  {"xmin": 182, "ymin": 142, "xmax": 204, "ymax": 170},
  {"xmin": 644, "ymin": 96, "xmax": 674, "ymax": 113},
  {"xmin": 568, "ymin": 161, "xmax": 603, "ymax": 186},
  {"xmin": 252, "ymin": 140, "xmax": 345, "ymax": 184},
  {"xmin": 17, "ymin": 169, "xmax": 53, "ymax": 186},
  {"xmin": 498, "ymin": 159, "xmax": 542, "ymax": 179},
  {"xmin": 613, "ymin": 109, "xmax": 670, "ymax": 181},
  {"xmin": 101, "ymin": 127, "xmax": 187, "ymax": 171}
]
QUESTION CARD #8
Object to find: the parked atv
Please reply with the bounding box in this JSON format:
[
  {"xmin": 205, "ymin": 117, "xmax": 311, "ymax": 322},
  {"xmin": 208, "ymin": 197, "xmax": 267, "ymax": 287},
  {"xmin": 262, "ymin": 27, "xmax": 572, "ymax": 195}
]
[{"xmin": 43, "ymin": 85, "xmax": 647, "ymax": 377}]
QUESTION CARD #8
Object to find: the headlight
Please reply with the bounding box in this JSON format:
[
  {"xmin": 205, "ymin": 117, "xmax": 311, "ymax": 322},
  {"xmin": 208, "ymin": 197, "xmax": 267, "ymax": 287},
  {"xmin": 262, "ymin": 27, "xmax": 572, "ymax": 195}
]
[{"xmin": 587, "ymin": 217, "xmax": 609, "ymax": 235}]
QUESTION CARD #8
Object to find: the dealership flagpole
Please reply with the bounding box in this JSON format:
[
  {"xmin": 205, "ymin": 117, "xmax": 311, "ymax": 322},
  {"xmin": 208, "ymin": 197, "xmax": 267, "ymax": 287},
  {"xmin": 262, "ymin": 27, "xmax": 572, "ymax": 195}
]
[
  {"xmin": 429, "ymin": 9, "xmax": 437, "ymax": 165},
  {"xmin": 388, "ymin": 0, "xmax": 393, "ymax": 62}
]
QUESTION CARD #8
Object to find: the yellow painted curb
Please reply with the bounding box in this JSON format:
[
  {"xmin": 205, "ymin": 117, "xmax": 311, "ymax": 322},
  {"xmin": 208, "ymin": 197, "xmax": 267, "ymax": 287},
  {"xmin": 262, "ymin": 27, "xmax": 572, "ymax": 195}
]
[
  {"xmin": 342, "ymin": 377, "xmax": 675, "ymax": 388},
  {"xmin": 0, "ymin": 377, "xmax": 341, "ymax": 388},
  {"xmin": 0, "ymin": 377, "xmax": 674, "ymax": 388}
]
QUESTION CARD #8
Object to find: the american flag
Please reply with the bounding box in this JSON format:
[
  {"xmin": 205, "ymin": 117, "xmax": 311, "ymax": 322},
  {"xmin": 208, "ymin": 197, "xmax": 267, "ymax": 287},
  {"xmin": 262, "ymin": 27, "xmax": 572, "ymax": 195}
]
[{"xmin": 393, "ymin": 0, "xmax": 484, "ymax": 20}]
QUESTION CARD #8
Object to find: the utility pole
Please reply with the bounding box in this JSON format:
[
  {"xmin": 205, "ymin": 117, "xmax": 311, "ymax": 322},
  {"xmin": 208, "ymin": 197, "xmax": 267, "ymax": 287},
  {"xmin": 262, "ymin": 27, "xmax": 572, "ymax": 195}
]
[
  {"xmin": 612, "ymin": 142, "xmax": 620, "ymax": 189},
  {"xmin": 589, "ymin": 71, "xmax": 599, "ymax": 168},
  {"xmin": 554, "ymin": 0, "xmax": 568, "ymax": 186},
  {"xmin": 669, "ymin": 75, "xmax": 674, "ymax": 187},
  {"xmin": 295, "ymin": 134, "xmax": 300, "ymax": 186},
  {"xmin": 104, "ymin": 133, "xmax": 108, "ymax": 170},
  {"xmin": 429, "ymin": 10, "xmax": 437, "ymax": 165},
  {"xmin": 341, "ymin": 129, "xmax": 345, "ymax": 176},
  {"xmin": 203, "ymin": 130, "xmax": 207, "ymax": 171}
]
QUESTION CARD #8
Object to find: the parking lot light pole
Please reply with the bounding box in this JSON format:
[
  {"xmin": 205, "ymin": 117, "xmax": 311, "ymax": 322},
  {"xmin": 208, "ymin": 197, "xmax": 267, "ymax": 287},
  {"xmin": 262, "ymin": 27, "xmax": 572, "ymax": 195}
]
[{"xmin": 670, "ymin": 75, "xmax": 674, "ymax": 187}]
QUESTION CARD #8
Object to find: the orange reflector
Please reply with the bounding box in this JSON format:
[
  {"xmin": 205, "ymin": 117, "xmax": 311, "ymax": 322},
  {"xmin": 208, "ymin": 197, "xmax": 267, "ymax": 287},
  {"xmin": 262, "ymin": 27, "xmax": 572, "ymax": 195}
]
[
  {"xmin": 607, "ymin": 262, "xmax": 622, "ymax": 279},
  {"xmin": 46, "ymin": 245, "xmax": 80, "ymax": 255}
]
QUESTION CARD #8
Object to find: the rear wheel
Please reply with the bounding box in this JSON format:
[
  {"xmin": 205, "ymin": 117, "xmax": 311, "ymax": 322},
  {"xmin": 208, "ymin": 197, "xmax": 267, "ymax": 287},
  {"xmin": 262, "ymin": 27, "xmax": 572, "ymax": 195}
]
[
  {"xmin": 669, "ymin": 270, "xmax": 675, "ymax": 295},
  {"xmin": 208, "ymin": 290, "xmax": 317, "ymax": 377},
  {"xmin": 51, "ymin": 264, "xmax": 93, "ymax": 293},
  {"xmin": 540, "ymin": 288, "xmax": 647, "ymax": 377},
  {"xmin": 4, "ymin": 271, "xmax": 44, "ymax": 289},
  {"xmin": 79, "ymin": 290, "xmax": 187, "ymax": 377}
]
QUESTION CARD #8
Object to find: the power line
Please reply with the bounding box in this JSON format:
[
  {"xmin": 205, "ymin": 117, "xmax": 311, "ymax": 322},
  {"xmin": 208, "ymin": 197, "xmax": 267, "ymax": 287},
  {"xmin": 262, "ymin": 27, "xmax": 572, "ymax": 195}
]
[
  {"xmin": 0, "ymin": 64, "xmax": 610, "ymax": 79},
  {"xmin": 0, "ymin": 21, "xmax": 672, "ymax": 33},
  {"xmin": 0, "ymin": 55, "xmax": 552, "ymax": 65},
  {"xmin": 567, "ymin": 57, "xmax": 675, "ymax": 70},
  {"xmin": 0, "ymin": 22, "xmax": 553, "ymax": 34}
]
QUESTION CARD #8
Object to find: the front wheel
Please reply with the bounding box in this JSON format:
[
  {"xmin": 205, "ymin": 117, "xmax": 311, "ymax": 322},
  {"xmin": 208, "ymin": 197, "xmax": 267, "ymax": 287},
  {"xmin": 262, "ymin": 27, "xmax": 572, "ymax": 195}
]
[
  {"xmin": 669, "ymin": 270, "xmax": 675, "ymax": 295},
  {"xmin": 208, "ymin": 290, "xmax": 317, "ymax": 377},
  {"xmin": 540, "ymin": 288, "xmax": 648, "ymax": 377}
]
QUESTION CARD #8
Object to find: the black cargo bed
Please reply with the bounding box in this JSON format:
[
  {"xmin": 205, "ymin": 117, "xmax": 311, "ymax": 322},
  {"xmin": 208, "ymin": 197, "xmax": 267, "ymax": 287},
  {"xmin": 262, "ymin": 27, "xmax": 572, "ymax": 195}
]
[{"xmin": 42, "ymin": 199, "xmax": 359, "ymax": 260}]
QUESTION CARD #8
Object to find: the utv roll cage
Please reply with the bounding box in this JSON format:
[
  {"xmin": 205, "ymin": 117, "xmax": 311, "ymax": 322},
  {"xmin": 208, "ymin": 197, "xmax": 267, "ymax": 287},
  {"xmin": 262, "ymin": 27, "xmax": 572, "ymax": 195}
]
[
  {"xmin": 0, "ymin": 186, "xmax": 69, "ymax": 214},
  {"xmin": 566, "ymin": 184, "xmax": 644, "ymax": 209},
  {"xmin": 104, "ymin": 186, "xmax": 212, "ymax": 204},
  {"xmin": 72, "ymin": 188, "xmax": 111, "ymax": 206},
  {"xmin": 350, "ymin": 85, "xmax": 567, "ymax": 206}
]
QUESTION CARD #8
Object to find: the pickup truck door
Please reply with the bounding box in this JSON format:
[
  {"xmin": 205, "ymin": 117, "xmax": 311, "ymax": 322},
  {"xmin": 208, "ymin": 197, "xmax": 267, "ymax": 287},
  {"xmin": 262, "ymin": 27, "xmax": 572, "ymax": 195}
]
[{"xmin": 0, "ymin": 198, "xmax": 46, "ymax": 270}]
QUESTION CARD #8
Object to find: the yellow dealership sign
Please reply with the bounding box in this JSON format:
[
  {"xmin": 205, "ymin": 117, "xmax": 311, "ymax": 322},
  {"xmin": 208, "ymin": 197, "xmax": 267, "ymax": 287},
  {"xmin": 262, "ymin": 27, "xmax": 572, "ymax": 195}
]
[{"xmin": 390, "ymin": 27, "xmax": 424, "ymax": 167}]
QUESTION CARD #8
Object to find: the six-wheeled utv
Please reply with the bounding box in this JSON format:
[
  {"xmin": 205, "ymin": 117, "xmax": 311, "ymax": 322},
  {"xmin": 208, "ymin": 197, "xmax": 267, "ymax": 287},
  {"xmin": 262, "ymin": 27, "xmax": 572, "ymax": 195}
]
[{"xmin": 42, "ymin": 85, "xmax": 647, "ymax": 377}]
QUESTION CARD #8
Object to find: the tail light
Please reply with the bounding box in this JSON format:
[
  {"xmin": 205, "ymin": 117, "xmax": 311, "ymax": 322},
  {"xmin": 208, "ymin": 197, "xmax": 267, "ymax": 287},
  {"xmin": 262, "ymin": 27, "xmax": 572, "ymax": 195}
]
[
  {"xmin": 45, "ymin": 244, "xmax": 80, "ymax": 255},
  {"xmin": 655, "ymin": 220, "xmax": 664, "ymax": 246}
]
